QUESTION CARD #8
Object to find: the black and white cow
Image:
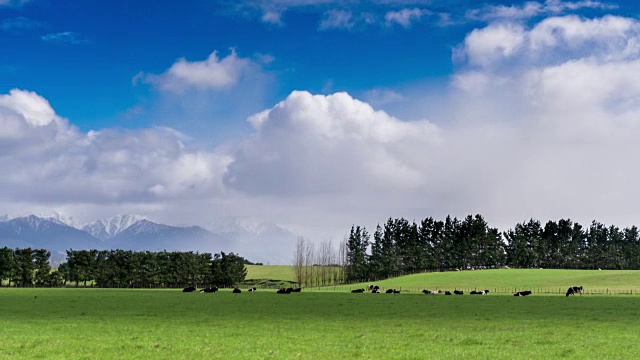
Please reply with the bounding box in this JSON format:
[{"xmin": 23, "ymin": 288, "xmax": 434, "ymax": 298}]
[
  {"xmin": 514, "ymin": 290, "xmax": 532, "ymax": 296},
  {"xmin": 566, "ymin": 286, "xmax": 583, "ymax": 297},
  {"xmin": 351, "ymin": 288, "xmax": 365, "ymax": 293},
  {"xmin": 199, "ymin": 287, "xmax": 218, "ymax": 293},
  {"xmin": 453, "ymin": 290, "xmax": 464, "ymax": 295},
  {"xmin": 233, "ymin": 288, "xmax": 242, "ymax": 294},
  {"xmin": 182, "ymin": 286, "xmax": 196, "ymax": 292},
  {"xmin": 248, "ymin": 287, "xmax": 257, "ymax": 292}
]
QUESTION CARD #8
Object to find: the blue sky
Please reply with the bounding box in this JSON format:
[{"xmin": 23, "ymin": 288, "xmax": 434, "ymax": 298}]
[{"xmin": 2, "ymin": 0, "xmax": 640, "ymax": 247}]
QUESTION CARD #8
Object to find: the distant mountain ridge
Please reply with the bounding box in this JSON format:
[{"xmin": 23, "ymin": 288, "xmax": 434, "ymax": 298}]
[{"xmin": 0, "ymin": 213, "xmax": 299, "ymax": 264}]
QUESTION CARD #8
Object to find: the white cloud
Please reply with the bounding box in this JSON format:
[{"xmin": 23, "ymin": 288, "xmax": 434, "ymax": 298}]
[
  {"xmin": 467, "ymin": 0, "xmax": 617, "ymax": 22},
  {"xmin": 457, "ymin": 15, "xmax": 640, "ymax": 69},
  {"xmin": 319, "ymin": 10, "xmax": 355, "ymax": 30},
  {"xmin": 140, "ymin": 50, "xmax": 259, "ymax": 93},
  {"xmin": 261, "ymin": 11, "xmax": 283, "ymax": 25},
  {"xmin": 0, "ymin": 89, "xmax": 231, "ymax": 205},
  {"xmin": 226, "ymin": 91, "xmax": 441, "ymax": 197},
  {"xmin": 385, "ymin": 8, "xmax": 430, "ymax": 28},
  {"xmin": 41, "ymin": 32, "xmax": 89, "ymax": 45}
]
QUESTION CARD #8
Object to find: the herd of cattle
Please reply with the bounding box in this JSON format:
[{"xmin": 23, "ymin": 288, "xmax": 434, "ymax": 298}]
[{"xmin": 182, "ymin": 285, "xmax": 585, "ymax": 296}]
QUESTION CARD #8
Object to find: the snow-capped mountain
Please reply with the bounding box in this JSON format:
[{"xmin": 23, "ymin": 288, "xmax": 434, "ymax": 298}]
[
  {"xmin": 207, "ymin": 216, "xmax": 293, "ymax": 236},
  {"xmin": 207, "ymin": 216, "xmax": 298, "ymax": 264},
  {"xmin": 82, "ymin": 214, "xmax": 148, "ymax": 240},
  {"xmin": 0, "ymin": 213, "xmax": 295, "ymax": 264},
  {"xmin": 0, "ymin": 215, "xmax": 103, "ymax": 250}
]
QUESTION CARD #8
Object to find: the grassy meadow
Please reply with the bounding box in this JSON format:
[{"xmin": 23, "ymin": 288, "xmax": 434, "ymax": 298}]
[
  {"xmin": 1, "ymin": 288, "xmax": 640, "ymax": 359},
  {"xmin": 329, "ymin": 269, "xmax": 640, "ymax": 294}
]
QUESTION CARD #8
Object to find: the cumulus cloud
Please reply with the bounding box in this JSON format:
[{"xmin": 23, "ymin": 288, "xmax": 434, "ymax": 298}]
[
  {"xmin": 225, "ymin": 91, "xmax": 441, "ymax": 197},
  {"xmin": 385, "ymin": 8, "xmax": 430, "ymax": 28},
  {"xmin": 466, "ymin": 0, "xmax": 617, "ymax": 22},
  {"xmin": 319, "ymin": 10, "xmax": 355, "ymax": 30},
  {"xmin": 456, "ymin": 15, "xmax": 640, "ymax": 69},
  {"xmin": 139, "ymin": 50, "xmax": 259, "ymax": 93},
  {"xmin": 0, "ymin": 89, "xmax": 231, "ymax": 206}
]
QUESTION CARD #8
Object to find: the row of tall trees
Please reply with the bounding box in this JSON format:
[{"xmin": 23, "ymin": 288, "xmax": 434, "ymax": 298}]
[
  {"xmin": 0, "ymin": 248, "xmax": 247, "ymax": 288},
  {"xmin": 504, "ymin": 219, "xmax": 640, "ymax": 269},
  {"xmin": 344, "ymin": 215, "xmax": 640, "ymax": 282},
  {"xmin": 345, "ymin": 215, "xmax": 505, "ymax": 282},
  {"xmin": 0, "ymin": 247, "xmax": 55, "ymax": 287},
  {"xmin": 293, "ymin": 237, "xmax": 345, "ymax": 287}
]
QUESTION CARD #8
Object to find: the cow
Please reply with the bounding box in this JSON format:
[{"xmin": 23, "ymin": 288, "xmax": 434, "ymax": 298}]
[
  {"xmin": 293, "ymin": 288, "xmax": 302, "ymax": 292},
  {"xmin": 233, "ymin": 288, "xmax": 242, "ymax": 294},
  {"xmin": 445, "ymin": 291, "xmax": 452, "ymax": 295},
  {"xmin": 199, "ymin": 287, "xmax": 218, "ymax": 293},
  {"xmin": 514, "ymin": 290, "xmax": 532, "ymax": 296},
  {"xmin": 373, "ymin": 285, "xmax": 380, "ymax": 291},
  {"xmin": 422, "ymin": 289, "xmax": 431, "ymax": 294},
  {"xmin": 372, "ymin": 289, "xmax": 381, "ymax": 293},
  {"xmin": 393, "ymin": 289, "xmax": 400, "ymax": 294},
  {"xmin": 248, "ymin": 287, "xmax": 257, "ymax": 292},
  {"xmin": 431, "ymin": 290, "xmax": 441, "ymax": 295},
  {"xmin": 351, "ymin": 288, "xmax": 365, "ymax": 293},
  {"xmin": 454, "ymin": 290, "xmax": 463, "ymax": 295},
  {"xmin": 386, "ymin": 289, "xmax": 394, "ymax": 294},
  {"xmin": 182, "ymin": 286, "xmax": 196, "ymax": 292},
  {"xmin": 277, "ymin": 288, "xmax": 291, "ymax": 294},
  {"xmin": 481, "ymin": 290, "xmax": 489, "ymax": 295},
  {"xmin": 566, "ymin": 286, "xmax": 583, "ymax": 297},
  {"xmin": 470, "ymin": 291, "xmax": 479, "ymax": 295}
]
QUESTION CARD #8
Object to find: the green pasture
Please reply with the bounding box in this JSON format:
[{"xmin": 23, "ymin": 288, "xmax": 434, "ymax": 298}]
[
  {"xmin": 1, "ymin": 288, "xmax": 639, "ymax": 359},
  {"xmin": 245, "ymin": 265, "xmax": 296, "ymax": 282},
  {"xmin": 320, "ymin": 269, "xmax": 640, "ymax": 294}
]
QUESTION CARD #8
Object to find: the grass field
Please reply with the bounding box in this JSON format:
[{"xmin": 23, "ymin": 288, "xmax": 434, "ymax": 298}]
[
  {"xmin": 317, "ymin": 269, "xmax": 640, "ymax": 294},
  {"xmin": 245, "ymin": 265, "xmax": 296, "ymax": 282},
  {"xmin": 1, "ymin": 288, "xmax": 639, "ymax": 359}
]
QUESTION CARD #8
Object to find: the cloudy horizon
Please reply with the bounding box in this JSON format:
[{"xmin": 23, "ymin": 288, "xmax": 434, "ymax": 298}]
[{"xmin": 2, "ymin": 0, "xmax": 640, "ymax": 246}]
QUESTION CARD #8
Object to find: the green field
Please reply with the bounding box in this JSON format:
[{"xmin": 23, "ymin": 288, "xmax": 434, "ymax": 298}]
[
  {"xmin": 245, "ymin": 265, "xmax": 296, "ymax": 282},
  {"xmin": 1, "ymin": 288, "xmax": 639, "ymax": 359},
  {"xmin": 319, "ymin": 269, "xmax": 640, "ymax": 294}
]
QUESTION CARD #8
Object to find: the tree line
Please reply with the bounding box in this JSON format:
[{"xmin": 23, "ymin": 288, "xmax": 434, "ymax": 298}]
[
  {"xmin": 343, "ymin": 215, "xmax": 640, "ymax": 282},
  {"xmin": 0, "ymin": 248, "xmax": 247, "ymax": 288}
]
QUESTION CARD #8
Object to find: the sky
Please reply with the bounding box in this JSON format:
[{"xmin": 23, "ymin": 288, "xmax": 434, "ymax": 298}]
[{"xmin": 2, "ymin": 0, "xmax": 640, "ymax": 242}]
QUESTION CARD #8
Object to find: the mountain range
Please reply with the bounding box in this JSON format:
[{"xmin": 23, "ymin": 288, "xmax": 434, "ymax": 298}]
[{"xmin": 0, "ymin": 213, "xmax": 298, "ymax": 264}]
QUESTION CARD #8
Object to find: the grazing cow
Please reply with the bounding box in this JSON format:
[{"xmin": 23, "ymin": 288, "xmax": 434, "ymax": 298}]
[
  {"xmin": 277, "ymin": 288, "xmax": 291, "ymax": 294},
  {"xmin": 199, "ymin": 287, "xmax": 218, "ymax": 293},
  {"xmin": 386, "ymin": 289, "xmax": 394, "ymax": 294},
  {"xmin": 293, "ymin": 288, "xmax": 302, "ymax": 292},
  {"xmin": 481, "ymin": 290, "xmax": 489, "ymax": 295},
  {"xmin": 373, "ymin": 285, "xmax": 380, "ymax": 291},
  {"xmin": 233, "ymin": 288, "xmax": 242, "ymax": 294},
  {"xmin": 566, "ymin": 286, "xmax": 583, "ymax": 297},
  {"xmin": 431, "ymin": 290, "xmax": 441, "ymax": 295},
  {"xmin": 454, "ymin": 290, "xmax": 463, "ymax": 295},
  {"xmin": 351, "ymin": 288, "xmax": 365, "ymax": 293},
  {"xmin": 422, "ymin": 290, "xmax": 431, "ymax": 294},
  {"xmin": 514, "ymin": 290, "xmax": 532, "ymax": 296},
  {"xmin": 445, "ymin": 291, "xmax": 452, "ymax": 295},
  {"xmin": 372, "ymin": 289, "xmax": 381, "ymax": 294},
  {"xmin": 470, "ymin": 291, "xmax": 479, "ymax": 295},
  {"xmin": 248, "ymin": 287, "xmax": 257, "ymax": 292},
  {"xmin": 183, "ymin": 286, "xmax": 196, "ymax": 293}
]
